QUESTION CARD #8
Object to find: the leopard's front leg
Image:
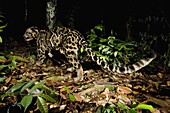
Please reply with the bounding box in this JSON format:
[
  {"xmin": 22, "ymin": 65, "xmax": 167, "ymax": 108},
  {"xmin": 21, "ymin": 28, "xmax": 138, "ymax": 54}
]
[{"xmin": 36, "ymin": 47, "xmax": 46, "ymax": 65}]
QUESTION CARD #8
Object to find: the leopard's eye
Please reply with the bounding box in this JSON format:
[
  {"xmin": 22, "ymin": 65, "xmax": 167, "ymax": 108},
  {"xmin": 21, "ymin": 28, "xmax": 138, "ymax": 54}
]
[{"xmin": 26, "ymin": 32, "xmax": 32, "ymax": 36}]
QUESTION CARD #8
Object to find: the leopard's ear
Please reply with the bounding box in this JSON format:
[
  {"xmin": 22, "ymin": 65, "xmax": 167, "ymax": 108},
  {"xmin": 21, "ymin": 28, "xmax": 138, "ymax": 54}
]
[
  {"xmin": 30, "ymin": 26, "xmax": 39, "ymax": 31},
  {"xmin": 30, "ymin": 26, "xmax": 39, "ymax": 35}
]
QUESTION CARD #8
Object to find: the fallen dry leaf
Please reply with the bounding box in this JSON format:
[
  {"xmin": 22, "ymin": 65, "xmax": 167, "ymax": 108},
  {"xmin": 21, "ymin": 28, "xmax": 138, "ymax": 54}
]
[
  {"xmin": 5, "ymin": 75, "xmax": 12, "ymax": 84},
  {"xmin": 60, "ymin": 93, "xmax": 67, "ymax": 100},
  {"xmin": 116, "ymin": 85, "xmax": 132, "ymax": 95},
  {"xmin": 73, "ymin": 93, "xmax": 83, "ymax": 102},
  {"xmin": 117, "ymin": 95, "xmax": 131, "ymax": 105},
  {"xmin": 144, "ymin": 94, "xmax": 170, "ymax": 108},
  {"xmin": 166, "ymin": 81, "xmax": 170, "ymax": 86}
]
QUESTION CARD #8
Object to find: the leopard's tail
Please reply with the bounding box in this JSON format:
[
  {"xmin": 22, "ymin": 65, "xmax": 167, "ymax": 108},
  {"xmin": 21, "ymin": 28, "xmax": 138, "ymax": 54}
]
[{"xmin": 83, "ymin": 41, "xmax": 156, "ymax": 74}]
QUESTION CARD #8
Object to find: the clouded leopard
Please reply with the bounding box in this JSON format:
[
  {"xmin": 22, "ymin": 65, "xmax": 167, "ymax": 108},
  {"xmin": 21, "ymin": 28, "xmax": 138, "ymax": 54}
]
[{"xmin": 23, "ymin": 26, "xmax": 157, "ymax": 81}]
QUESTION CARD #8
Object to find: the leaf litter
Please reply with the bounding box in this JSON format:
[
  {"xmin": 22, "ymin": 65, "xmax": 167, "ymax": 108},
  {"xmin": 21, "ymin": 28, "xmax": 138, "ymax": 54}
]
[{"xmin": 0, "ymin": 42, "xmax": 170, "ymax": 113}]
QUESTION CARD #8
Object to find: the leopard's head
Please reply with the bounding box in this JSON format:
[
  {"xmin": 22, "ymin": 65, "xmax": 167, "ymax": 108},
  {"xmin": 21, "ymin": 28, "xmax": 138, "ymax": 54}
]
[{"xmin": 23, "ymin": 26, "xmax": 39, "ymax": 41}]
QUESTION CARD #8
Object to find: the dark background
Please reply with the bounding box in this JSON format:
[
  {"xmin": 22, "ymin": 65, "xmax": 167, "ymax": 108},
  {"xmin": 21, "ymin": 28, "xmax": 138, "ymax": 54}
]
[{"xmin": 0, "ymin": 0, "xmax": 169, "ymax": 41}]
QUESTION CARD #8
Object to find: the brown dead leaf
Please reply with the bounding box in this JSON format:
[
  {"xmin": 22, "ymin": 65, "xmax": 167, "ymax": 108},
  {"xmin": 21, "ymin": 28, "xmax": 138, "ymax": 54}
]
[
  {"xmin": 101, "ymin": 88, "xmax": 110, "ymax": 101},
  {"xmin": 166, "ymin": 81, "xmax": 170, "ymax": 86},
  {"xmin": 150, "ymin": 108, "xmax": 161, "ymax": 113},
  {"xmin": 133, "ymin": 85, "xmax": 142, "ymax": 90},
  {"xmin": 117, "ymin": 95, "xmax": 131, "ymax": 105},
  {"xmin": 0, "ymin": 59, "xmax": 9, "ymax": 63},
  {"xmin": 117, "ymin": 85, "xmax": 132, "ymax": 95},
  {"xmin": 73, "ymin": 93, "xmax": 83, "ymax": 102},
  {"xmin": 132, "ymin": 91, "xmax": 140, "ymax": 95},
  {"xmin": 60, "ymin": 93, "xmax": 67, "ymax": 100},
  {"xmin": 46, "ymin": 76, "xmax": 68, "ymax": 82},
  {"xmin": 157, "ymin": 73, "xmax": 164, "ymax": 79},
  {"xmin": 0, "ymin": 102, "xmax": 6, "ymax": 107},
  {"xmin": 109, "ymin": 98, "xmax": 117, "ymax": 103},
  {"xmin": 5, "ymin": 75, "xmax": 12, "ymax": 84},
  {"xmin": 159, "ymin": 107, "xmax": 170, "ymax": 113},
  {"xmin": 144, "ymin": 94, "xmax": 170, "ymax": 108},
  {"xmin": 60, "ymin": 87, "xmax": 67, "ymax": 93},
  {"xmin": 10, "ymin": 78, "xmax": 17, "ymax": 85}
]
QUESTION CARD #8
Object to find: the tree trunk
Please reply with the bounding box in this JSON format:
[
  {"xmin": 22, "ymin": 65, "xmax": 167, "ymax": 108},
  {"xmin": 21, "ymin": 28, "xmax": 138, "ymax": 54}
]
[{"xmin": 46, "ymin": 0, "xmax": 57, "ymax": 29}]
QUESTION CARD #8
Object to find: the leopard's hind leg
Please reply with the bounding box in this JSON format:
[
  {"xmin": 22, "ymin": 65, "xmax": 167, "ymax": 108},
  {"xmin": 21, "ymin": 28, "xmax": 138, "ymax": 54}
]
[{"xmin": 66, "ymin": 52, "xmax": 84, "ymax": 82}]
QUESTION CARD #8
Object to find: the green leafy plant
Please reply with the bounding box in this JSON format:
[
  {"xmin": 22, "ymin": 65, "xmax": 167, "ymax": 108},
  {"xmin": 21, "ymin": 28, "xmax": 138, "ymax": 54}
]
[
  {"xmin": 0, "ymin": 15, "xmax": 22, "ymax": 75},
  {"xmin": 86, "ymin": 24, "xmax": 141, "ymax": 67},
  {"xmin": 63, "ymin": 86, "xmax": 75, "ymax": 102},
  {"xmin": 0, "ymin": 55, "xmax": 28, "ymax": 74},
  {"xmin": 0, "ymin": 36, "xmax": 2, "ymax": 43},
  {"xmin": 0, "ymin": 14, "xmax": 7, "ymax": 43},
  {"xmin": 118, "ymin": 102, "xmax": 154, "ymax": 113},
  {"xmin": 0, "ymin": 80, "xmax": 58, "ymax": 113},
  {"xmin": 96, "ymin": 104, "xmax": 116, "ymax": 113},
  {"xmin": 0, "ymin": 76, "xmax": 7, "ymax": 82},
  {"xmin": 96, "ymin": 102, "xmax": 154, "ymax": 113}
]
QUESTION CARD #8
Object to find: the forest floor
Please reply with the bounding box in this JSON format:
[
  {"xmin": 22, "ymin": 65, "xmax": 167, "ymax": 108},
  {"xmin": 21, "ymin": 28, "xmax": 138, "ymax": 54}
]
[{"xmin": 0, "ymin": 41, "xmax": 170, "ymax": 113}]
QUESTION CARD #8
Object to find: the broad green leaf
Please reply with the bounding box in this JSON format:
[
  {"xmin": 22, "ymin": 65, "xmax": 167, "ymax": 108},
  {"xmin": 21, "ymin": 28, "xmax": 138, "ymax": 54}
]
[
  {"xmin": 63, "ymin": 86, "xmax": 69, "ymax": 93},
  {"xmin": 131, "ymin": 102, "xmax": 138, "ymax": 108},
  {"xmin": 37, "ymin": 96, "xmax": 48, "ymax": 113},
  {"xmin": 9, "ymin": 82, "xmax": 26, "ymax": 93},
  {"xmin": 0, "ymin": 56, "xmax": 6, "ymax": 60},
  {"xmin": 0, "ymin": 36, "xmax": 2, "ymax": 43},
  {"xmin": 108, "ymin": 104, "xmax": 115, "ymax": 109},
  {"xmin": 0, "ymin": 15, "xmax": 5, "ymax": 18},
  {"xmin": 9, "ymin": 56, "xmax": 28, "ymax": 62},
  {"xmin": 15, "ymin": 56, "xmax": 28, "ymax": 62},
  {"xmin": 21, "ymin": 95, "xmax": 33, "ymax": 112},
  {"xmin": 168, "ymin": 62, "xmax": 170, "ymax": 67},
  {"xmin": 69, "ymin": 94, "xmax": 75, "ymax": 102},
  {"xmin": 0, "ymin": 76, "xmax": 7, "ymax": 82},
  {"xmin": 0, "ymin": 93, "xmax": 9, "ymax": 100},
  {"xmin": 100, "ymin": 38, "xmax": 107, "ymax": 43},
  {"xmin": 118, "ymin": 103, "xmax": 129, "ymax": 111},
  {"xmin": 0, "ymin": 24, "xmax": 7, "ymax": 29},
  {"xmin": 99, "ymin": 45, "xmax": 107, "ymax": 51},
  {"xmin": 94, "ymin": 25, "xmax": 103, "ymax": 31},
  {"xmin": 29, "ymin": 80, "xmax": 46, "ymax": 94},
  {"xmin": 9, "ymin": 60, "xmax": 17, "ymax": 69},
  {"xmin": 20, "ymin": 80, "xmax": 34, "ymax": 93},
  {"xmin": 114, "ymin": 51, "xmax": 118, "ymax": 57},
  {"xmin": 96, "ymin": 107, "xmax": 102, "ymax": 113},
  {"xmin": 105, "ymin": 109, "xmax": 111, "ymax": 113},
  {"xmin": 40, "ymin": 94, "xmax": 57, "ymax": 103},
  {"xmin": 8, "ymin": 56, "xmax": 17, "ymax": 61},
  {"xmin": 101, "ymin": 47, "xmax": 110, "ymax": 53},
  {"xmin": 135, "ymin": 104, "xmax": 154, "ymax": 110},
  {"xmin": 108, "ymin": 36, "xmax": 115, "ymax": 40},
  {"xmin": 0, "ymin": 65, "xmax": 7, "ymax": 70},
  {"xmin": 128, "ymin": 108, "xmax": 137, "ymax": 113}
]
